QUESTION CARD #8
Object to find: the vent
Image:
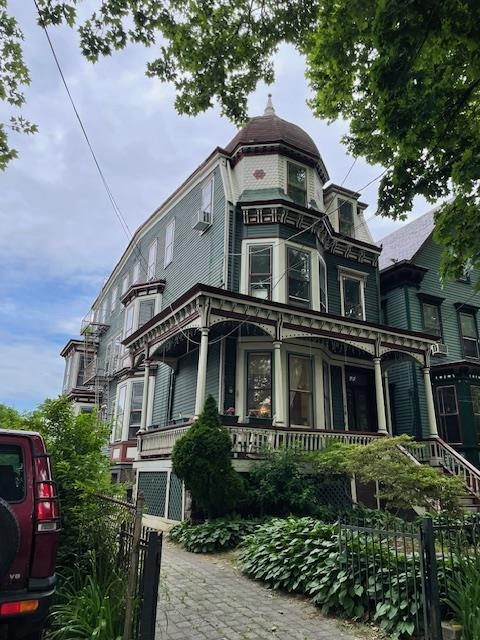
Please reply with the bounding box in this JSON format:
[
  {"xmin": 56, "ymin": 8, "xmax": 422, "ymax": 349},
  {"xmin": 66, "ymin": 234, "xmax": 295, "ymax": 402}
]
[{"xmin": 431, "ymin": 343, "xmax": 448, "ymax": 356}]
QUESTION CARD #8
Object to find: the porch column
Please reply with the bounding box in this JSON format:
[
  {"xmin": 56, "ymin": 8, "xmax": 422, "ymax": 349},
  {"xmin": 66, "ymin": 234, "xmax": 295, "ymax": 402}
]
[
  {"xmin": 273, "ymin": 341, "xmax": 284, "ymax": 425},
  {"xmin": 194, "ymin": 328, "xmax": 210, "ymax": 416},
  {"xmin": 373, "ymin": 357, "xmax": 388, "ymax": 434},
  {"xmin": 140, "ymin": 359, "xmax": 151, "ymax": 430},
  {"xmin": 383, "ymin": 371, "xmax": 392, "ymax": 435},
  {"xmin": 423, "ymin": 367, "xmax": 439, "ymax": 437}
]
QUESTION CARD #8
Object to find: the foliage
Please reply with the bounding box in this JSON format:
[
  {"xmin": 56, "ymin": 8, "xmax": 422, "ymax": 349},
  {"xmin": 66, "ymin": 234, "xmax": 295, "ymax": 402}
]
[
  {"xmin": 172, "ymin": 395, "xmax": 243, "ymax": 519},
  {"xmin": 0, "ymin": 403, "xmax": 29, "ymax": 430},
  {"xmin": 168, "ymin": 517, "xmax": 262, "ymax": 553},
  {"xmin": 249, "ymin": 446, "xmax": 325, "ymax": 517},
  {"xmin": 311, "ymin": 436, "xmax": 465, "ymax": 516},
  {"xmin": 45, "ymin": 553, "xmax": 125, "ymax": 640},
  {"xmin": 239, "ymin": 516, "xmax": 422, "ymax": 639},
  {"xmin": 25, "ymin": 396, "xmax": 117, "ymax": 566},
  {"xmin": 445, "ymin": 554, "xmax": 480, "ymax": 639}
]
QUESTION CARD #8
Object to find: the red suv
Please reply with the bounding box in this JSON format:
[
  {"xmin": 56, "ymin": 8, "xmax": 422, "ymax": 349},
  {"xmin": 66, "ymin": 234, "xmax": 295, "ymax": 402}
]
[{"xmin": 0, "ymin": 430, "xmax": 60, "ymax": 640}]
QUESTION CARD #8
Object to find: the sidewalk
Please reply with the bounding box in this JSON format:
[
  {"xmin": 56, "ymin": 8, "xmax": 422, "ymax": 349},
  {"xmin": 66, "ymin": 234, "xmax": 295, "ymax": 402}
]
[{"xmin": 155, "ymin": 541, "xmax": 368, "ymax": 640}]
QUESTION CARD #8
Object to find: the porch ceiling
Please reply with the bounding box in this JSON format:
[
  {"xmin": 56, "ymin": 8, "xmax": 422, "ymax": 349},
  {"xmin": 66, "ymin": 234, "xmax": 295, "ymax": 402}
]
[{"xmin": 124, "ymin": 284, "xmax": 437, "ymax": 365}]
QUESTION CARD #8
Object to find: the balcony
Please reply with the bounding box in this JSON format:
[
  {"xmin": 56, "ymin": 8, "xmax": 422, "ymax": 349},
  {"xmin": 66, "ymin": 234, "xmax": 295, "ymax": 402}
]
[
  {"xmin": 80, "ymin": 310, "xmax": 110, "ymax": 338},
  {"xmin": 137, "ymin": 422, "xmax": 381, "ymax": 460}
]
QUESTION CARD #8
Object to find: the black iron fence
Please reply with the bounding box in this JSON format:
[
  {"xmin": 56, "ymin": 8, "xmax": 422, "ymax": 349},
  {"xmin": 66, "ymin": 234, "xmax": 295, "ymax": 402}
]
[
  {"xmin": 339, "ymin": 513, "xmax": 480, "ymax": 640},
  {"xmin": 97, "ymin": 494, "xmax": 162, "ymax": 640}
]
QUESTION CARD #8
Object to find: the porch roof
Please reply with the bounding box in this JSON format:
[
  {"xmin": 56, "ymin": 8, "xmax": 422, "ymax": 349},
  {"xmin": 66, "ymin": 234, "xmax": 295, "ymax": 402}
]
[{"xmin": 123, "ymin": 284, "xmax": 438, "ymax": 364}]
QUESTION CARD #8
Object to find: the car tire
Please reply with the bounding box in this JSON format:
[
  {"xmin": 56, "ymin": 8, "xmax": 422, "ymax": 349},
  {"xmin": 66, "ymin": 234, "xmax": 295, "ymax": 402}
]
[
  {"xmin": 0, "ymin": 498, "xmax": 20, "ymax": 579},
  {"xmin": 7, "ymin": 623, "xmax": 43, "ymax": 640}
]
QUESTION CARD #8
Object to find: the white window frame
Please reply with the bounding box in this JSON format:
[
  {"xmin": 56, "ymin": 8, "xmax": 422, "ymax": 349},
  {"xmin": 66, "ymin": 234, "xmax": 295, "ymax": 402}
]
[
  {"xmin": 111, "ymin": 285, "xmax": 118, "ymax": 312},
  {"xmin": 113, "ymin": 377, "xmax": 154, "ymax": 442},
  {"xmin": 132, "ymin": 261, "xmax": 140, "ymax": 284},
  {"xmin": 121, "ymin": 273, "xmax": 129, "ymax": 296},
  {"xmin": 201, "ymin": 175, "xmax": 214, "ymax": 221},
  {"xmin": 338, "ymin": 267, "xmax": 367, "ymax": 321},
  {"xmin": 164, "ymin": 219, "xmax": 175, "ymax": 267},
  {"xmin": 319, "ymin": 255, "xmax": 328, "ymax": 313},
  {"xmin": 286, "ymin": 161, "xmax": 307, "ymax": 206},
  {"xmin": 147, "ymin": 239, "xmax": 157, "ymax": 280}
]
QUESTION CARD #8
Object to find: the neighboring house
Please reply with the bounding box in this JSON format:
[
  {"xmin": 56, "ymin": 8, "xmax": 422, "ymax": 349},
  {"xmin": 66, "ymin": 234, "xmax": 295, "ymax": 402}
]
[
  {"xmin": 379, "ymin": 210, "xmax": 480, "ymax": 465},
  {"xmin": 60, "ymin": 99, "xmax": 439, "ymax": 517}
]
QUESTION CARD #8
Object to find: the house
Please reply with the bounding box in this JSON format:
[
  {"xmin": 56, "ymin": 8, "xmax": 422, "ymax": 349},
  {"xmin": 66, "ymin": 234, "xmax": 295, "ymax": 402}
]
[
  {"xmin": 379, "ymin": 210, "xmax": 480, "ymax": 466},
  {"xmin": 60, "ymin": 98, "xmax": 444, "ymax": 519}
]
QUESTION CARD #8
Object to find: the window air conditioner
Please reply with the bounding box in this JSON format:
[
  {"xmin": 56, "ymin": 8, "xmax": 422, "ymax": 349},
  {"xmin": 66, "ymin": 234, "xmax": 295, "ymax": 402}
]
[
  {"xmin": 431, "ymin": 343, "xmax": 448, "ymax": 356},
  {"xmin": 193, "ymin": 208, "xmax": 212, "ymax": 231}
]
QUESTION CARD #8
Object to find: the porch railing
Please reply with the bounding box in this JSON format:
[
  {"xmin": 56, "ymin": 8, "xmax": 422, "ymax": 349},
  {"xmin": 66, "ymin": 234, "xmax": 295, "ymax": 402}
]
[
  {"xmin": 137, "ymin": 423, "xmax": 381, "ymax": 459},
  {"xmin": 409, "ymin": 436, "xmax": 480, "ymax": 501}
]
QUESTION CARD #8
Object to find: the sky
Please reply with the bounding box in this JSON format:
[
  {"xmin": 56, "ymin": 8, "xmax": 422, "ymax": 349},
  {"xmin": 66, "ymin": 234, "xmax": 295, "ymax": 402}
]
[{"xmin": 0, "ymin": 4, "xmax": 433, "ymax": 412}]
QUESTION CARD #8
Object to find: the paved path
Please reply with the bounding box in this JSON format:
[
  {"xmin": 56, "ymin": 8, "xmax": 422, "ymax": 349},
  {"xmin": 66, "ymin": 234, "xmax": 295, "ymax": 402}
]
[{"xmin": 155, "ymin": 541, "xmax": 366, "ymax": 640}]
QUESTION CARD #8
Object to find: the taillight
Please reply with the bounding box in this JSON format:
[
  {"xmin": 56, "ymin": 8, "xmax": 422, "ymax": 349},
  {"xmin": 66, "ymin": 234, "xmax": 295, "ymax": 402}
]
[
  {"xmin": 34, "ymin": 456, "xmax": 60, "ymax": 532},
  {"xmin": 0, "ymin": 600, "xmax": 39, "ymax": 616}
]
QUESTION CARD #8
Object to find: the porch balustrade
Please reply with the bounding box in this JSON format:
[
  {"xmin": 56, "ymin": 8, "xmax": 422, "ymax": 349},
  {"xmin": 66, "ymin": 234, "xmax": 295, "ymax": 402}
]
[{"xmin": 137, "ymin": 423, "xmax": 381, "ymax": 459}]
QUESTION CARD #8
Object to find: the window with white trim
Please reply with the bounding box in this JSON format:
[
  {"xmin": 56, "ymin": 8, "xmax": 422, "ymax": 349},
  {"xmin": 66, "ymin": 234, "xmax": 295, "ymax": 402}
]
[
  {"xmin": 114, "ymin": 385, "xmax": 126, "ymax": 441},
  {"xmin": 287, "ymin": 162, "xmax": 307, "ymax": 206},
  {"xmin": 147, "ymin": 239, "xmax": 157, "ymax": 280},
  {"xmin": 111, "ymin": 285, "xmax": 118, "ymax": 312},
  {"xmin": 319, "ymin": 257, "xmax": 327, "ymax": 312},
  {"xmin": 164, "ymin": 219, "xmax": 175, "ymax": 267},
  {"xmin": 436, "ymin": 386, "xmax": 461, "ymax": 443},
  {"xmin": 287, "ymin": 247, "xmax": 311, "ymax": 308},
  {"xmin": 132, "ymin": 261, "xmax": 140, "ymax": 284},
  {"xmin": 113, "ymin": 380, "xmax": 144, "ymax": 441},
  {"xmin": 246, "ymin": 352, "xmax": 272, "ymax": 418},
  {"xmin": 459, "ymin": 311, "xmax": 479, "ymax": 358},
  {"xmin": 288, "ymin": 354, "xmax": 313, "ymax": 426},
  {"xmin": 201, "ymin": 177, "xmax": 214, "ymax": 221},
  {"xmin": 338, "ymin": 199, "xmax": 354, "ymax": 237},
  {"xmin": 138, "ymin": 298, "xmax": 155, "ymax": 328},
  {"xmin": 121, "ymin": 273, "xmax": 129, "ymax": 296},
  {"xmin": 128, "ymin": 381, "xmax": 144, "ymax": 439},
  {"xmin": 339, "ymin": 269, "xmax": 366, "ymax": 320},
  {"xmin": 248, "ymin": 245, "xmax": 272, "ymax": 299}
]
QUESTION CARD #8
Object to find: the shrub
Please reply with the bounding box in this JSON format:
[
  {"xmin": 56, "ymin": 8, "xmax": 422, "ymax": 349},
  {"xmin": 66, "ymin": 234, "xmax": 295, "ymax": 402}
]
[
  {"xmin": 445, "ymin": 554, "xmax": 480, "ymax": 639},
  {"xmin": 172, "ymin": 395, "xmax": 243, "ymax": 518},
  {"xmin": 169, "ymin": 517, "xmax": 262, "ymax": 552}
]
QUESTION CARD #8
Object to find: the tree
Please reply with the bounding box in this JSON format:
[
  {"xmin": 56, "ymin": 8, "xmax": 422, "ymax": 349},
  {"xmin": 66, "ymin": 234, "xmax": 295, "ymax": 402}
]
[
  {"xmin": 0, "ymin": 403, "xmax": 28, "ymax": 430},
  {"xmin": 3, "ymin": 1, "xmax": 480, "ymax": 279},
  {"xmin": 172, "ymin": 394, "xmax": 242, "ymax": 518}
]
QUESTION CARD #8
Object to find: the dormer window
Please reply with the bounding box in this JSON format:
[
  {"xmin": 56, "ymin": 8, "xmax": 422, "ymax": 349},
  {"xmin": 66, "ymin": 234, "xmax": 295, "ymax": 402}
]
[
  {"xmin": 339, "ymin": 199, "xmax": 354, "ymax": 237},
  {"xmin": 287, "ymin": 162, "xmax": 307, "ymax": 206}
]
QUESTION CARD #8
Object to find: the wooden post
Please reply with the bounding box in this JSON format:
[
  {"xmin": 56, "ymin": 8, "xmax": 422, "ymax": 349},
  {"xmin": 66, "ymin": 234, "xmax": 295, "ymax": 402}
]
[{"xmin": 123, "ymin": 493, "xmax": 144, "ymax": 640}]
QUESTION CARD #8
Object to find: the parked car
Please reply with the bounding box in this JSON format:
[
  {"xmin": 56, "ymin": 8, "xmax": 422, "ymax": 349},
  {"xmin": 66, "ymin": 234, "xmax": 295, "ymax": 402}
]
[{"xmin": 0, "ymin": 430, "xmax": 60, "ymax": 640}]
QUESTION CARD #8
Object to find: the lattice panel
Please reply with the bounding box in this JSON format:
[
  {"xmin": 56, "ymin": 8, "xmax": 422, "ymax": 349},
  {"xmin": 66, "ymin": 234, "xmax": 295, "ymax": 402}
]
[
  {"xmin": 167, "ymin": 473, "xmax": 183, "ymax": 521},
  {"xmin": 317, "ymin": 479, "xmax": 352, "ymax": 510},
  {"xmin": 138, "ymin": 471, "xmax": 168, "ymax": 517}
]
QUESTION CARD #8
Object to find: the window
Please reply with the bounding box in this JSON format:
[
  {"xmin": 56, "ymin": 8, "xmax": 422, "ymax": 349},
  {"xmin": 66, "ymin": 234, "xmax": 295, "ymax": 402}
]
[
  {"xmin": 319, "ymin": 257, "xmax": 327, "ymax": 312},
  {"xmin": 164, "ymin": 219, "xmax": 175, "ymax": 267},
  {"xmin": 0, "ymin": 444, "xmax": 24, "ymax": 502},
  {"xmin": 249, "ymin": 245, "xmax": 272, "ymax": 299},
  {"xmin": 124, "ymin": 305, "xmax": 135, "ymax": 339},
  {"xmin": 287, "ymin": 247, "xmax": 311, "ymax": 307},
  {"xmin": 128, "ymin": 381, "xmax": 144, "ymax": 439},
  {"xmin": 201, "ymin": 177, "xmax": 214, "ymax": 219},
  {"xmin": 121, "ymin": 274, "xmax": 129, "ymax": 296},
  {"xmin": 287, "ymin": 162, "xmax": 307, "ymax": 206},
  {"xmin": 147, "ymin": 240, "xmax": 157, "ymax": 280},
  {"xmin": 132, "ymin": 261, "xmax": 140, "ymax": 284},
  {"xmin": 459, "ymin": 311, "xmax": 479, "ymax": 358},
  {"xmin": 138, "ymin": 299, "xmax": 155, "ymax": 327},
  {"xmin": 338, "ymin": 200, "xmax": 354, "ymax": 237},
  {"xmin": 246, "ymin": 353, "xmax": 272, "ymax": 418},
  {"xmin": 111, "ymin": 285, "xmax": 118, "ymax": 312},
  {"xmin": 340, "ymin": 274, "xmax": 365, "ymax": 320},
  {"xmin": 422, "ymin": 302, "xmax": 442, "ymax": 336},
  {"xmin": 114, "ymin": 385, "xmax": 126, "ymax": 441},
  {"xmin": 436, "ymin": 386, "xmax": 461, "ymax": 443},
  {"xmin": 289, "ymin": 354, "xmax": 313, "ymax": 426}
]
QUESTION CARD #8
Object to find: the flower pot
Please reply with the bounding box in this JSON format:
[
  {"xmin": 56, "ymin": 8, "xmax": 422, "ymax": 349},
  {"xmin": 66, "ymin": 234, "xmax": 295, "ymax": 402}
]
[
  {"xmin": 246, "ymin": 416, "xmax": 273, "ymax": 427},
  {"xmin": 221, "ymin": 414, "xmax": 239, "ymax": 425}
]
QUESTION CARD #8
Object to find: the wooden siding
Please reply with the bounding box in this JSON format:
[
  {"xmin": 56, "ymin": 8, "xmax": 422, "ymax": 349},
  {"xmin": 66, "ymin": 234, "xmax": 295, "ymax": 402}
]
[
  {"xmin": 325, "ymin": 254, "xmax": 380, "ymax": 322},
  {"xmin": 151, "ymin": 363, "xmax": 172, "ymax": 427}
]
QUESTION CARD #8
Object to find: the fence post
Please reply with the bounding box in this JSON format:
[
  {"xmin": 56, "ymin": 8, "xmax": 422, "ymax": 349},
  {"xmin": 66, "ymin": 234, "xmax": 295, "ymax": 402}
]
[
  {"xmin": 139, "ymin": 531, "xmax": 163, "ymax": 640},
  {"xmin": 420, "ymin": 516, "xmax": 443, "ymax": 640},
  {"xmin": 123, "ymin": 493, "xmax": 145, "ymax": 640}
]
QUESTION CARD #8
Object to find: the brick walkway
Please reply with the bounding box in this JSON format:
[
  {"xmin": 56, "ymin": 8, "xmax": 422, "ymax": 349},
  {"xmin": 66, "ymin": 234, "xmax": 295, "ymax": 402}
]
[{"xmin": 155, "ymin": 541, "xmax": 364, "ymax": 640}]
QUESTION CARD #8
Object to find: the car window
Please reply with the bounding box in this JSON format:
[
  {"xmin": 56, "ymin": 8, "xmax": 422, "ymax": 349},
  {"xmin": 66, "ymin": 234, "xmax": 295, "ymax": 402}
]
[{"xmin": 0, "ymin": 445, "xmax": 25, "ymax": 502}]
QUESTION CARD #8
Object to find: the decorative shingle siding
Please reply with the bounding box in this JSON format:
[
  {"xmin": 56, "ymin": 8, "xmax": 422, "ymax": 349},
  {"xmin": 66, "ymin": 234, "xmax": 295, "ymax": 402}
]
[{"xmin": 233, "ymin": 155, "xmax": 282, "ymax": 201}]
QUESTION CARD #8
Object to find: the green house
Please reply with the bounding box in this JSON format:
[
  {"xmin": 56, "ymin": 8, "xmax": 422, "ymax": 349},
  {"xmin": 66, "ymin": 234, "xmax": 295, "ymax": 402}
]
[{"xmin": 380, "ymin": 210, "xmax": 480, "ymax": 465}]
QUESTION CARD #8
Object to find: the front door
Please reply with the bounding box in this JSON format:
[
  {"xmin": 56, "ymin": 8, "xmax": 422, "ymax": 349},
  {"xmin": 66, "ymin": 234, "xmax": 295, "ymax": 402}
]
[{"xmin": 345, "ymin": 367, "xmax": 377, "ymax": 432}]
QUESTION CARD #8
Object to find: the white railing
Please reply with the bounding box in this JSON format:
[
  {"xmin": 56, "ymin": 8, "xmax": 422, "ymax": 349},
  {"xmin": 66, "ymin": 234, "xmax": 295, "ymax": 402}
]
[
  {"xmin": 138, "ymin": 423, "xmax": 381, "ymax": 459},
  {"xmin": 409, "ymin": 437, "xmax": 480, "ymax": 500}
]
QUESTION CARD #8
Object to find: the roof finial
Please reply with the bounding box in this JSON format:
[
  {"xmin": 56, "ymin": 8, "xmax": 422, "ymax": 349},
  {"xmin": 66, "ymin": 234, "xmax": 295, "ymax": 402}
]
[{"xmin": 264, "ymin": 93, "xmax": 275, "ymax": 116}]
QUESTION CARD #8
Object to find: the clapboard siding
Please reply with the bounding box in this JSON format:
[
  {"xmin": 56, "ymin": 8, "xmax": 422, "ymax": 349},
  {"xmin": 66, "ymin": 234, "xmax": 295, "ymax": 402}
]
[
  {"xmin": 326, "ymin": 254, "xmax": 379, "ymax": 322},
  {"xmin": 151, "ymin": 363, "xmax": 172, "ymax": 427},
  {"xmin": 331, "ymin": 365, "xmax": 345, "ymax": 429}
]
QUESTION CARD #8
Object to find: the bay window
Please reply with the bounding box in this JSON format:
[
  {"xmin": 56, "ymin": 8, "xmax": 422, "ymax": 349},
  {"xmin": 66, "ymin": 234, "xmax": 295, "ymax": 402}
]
[
  {"xmin": 288, "ymin": 354, "xmax": 313, "ymax": 426},
  {"xmin": 249, "ymin": 245, "xmax": 272, "ymax": 299},
  {"xmin": 288, "ymin": 247, "xmax": 311, "ymax": 307},
  {"xmin": 128, "ymin": 381, "xmax": 144, "ymax": 438},
  {"xmin": 287, "ymin": 162, "xmax": 307, "ymax": 206},
  {"xmin": 114, "ymin": 380, "xmax": 145, "ymax": 441},
  {"xmin": 246, "ymin": 353, "xmax": 272, "ymax": 418},
  {"xmin": 319, "ymin": 257, "xmax": 327, "ymax": 312}
]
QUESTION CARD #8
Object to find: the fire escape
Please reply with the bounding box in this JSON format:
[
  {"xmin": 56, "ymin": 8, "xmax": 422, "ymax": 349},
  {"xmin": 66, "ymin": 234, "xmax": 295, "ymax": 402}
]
[{"xmin": 80, "ymin": 310, "xmax": 110, "ymax": 411}]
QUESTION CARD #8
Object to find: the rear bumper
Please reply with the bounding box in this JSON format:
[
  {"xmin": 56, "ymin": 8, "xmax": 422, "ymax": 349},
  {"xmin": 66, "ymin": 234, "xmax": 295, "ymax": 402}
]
[{"xmin": 0, "ymin": 584, "xmax": 55, "ymax": 626}]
